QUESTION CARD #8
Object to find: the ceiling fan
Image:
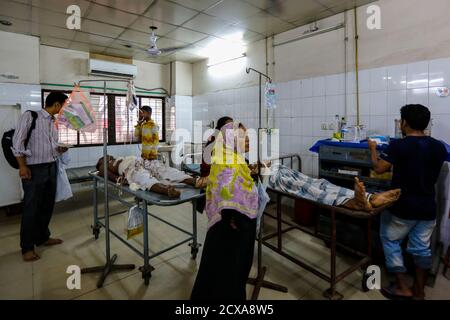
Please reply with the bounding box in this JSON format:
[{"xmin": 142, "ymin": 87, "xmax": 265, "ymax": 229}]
[{"xmin": 123, "ymin": 26, "xmax": 190, "ymax": 56}]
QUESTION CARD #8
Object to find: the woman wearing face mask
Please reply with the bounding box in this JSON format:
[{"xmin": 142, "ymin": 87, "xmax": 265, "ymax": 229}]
[{"xmin": 191, "ymin": 122, "xmax": 258, "ymax": 300}]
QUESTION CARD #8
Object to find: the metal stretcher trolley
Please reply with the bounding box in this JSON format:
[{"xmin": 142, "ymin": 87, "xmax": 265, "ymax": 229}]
[
  {"xmin": 87, "ymin": 171, "xmax": 204, "ymax": 285},
  {"xmin": 263, "ymin": 154, "xmax": 391, "ymax": 300}
]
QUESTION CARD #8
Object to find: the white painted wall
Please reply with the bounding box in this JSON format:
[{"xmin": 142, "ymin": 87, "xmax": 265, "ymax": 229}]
[
  {"xmin": 0, "ymin": 31, "xmax": 39, "ymax": 85},
  {"xmin": 174, "ymin": 61, "xmax": 193, "ymax": 96},
  {"xmin": 193, "ymin": 39, "xmax": 267, "ymax": 95},
  {"xmin": 40, "ymin": 45, "xmax": 169, "ymax": 92}
]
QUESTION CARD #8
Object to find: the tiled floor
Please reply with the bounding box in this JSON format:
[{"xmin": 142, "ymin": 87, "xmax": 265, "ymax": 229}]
[{"xmin": 0, "ymin": 189, "xmax": 449, "ymax": 300}]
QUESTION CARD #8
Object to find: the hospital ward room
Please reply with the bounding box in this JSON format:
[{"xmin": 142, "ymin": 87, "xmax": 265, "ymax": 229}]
[{"xmin": 1, "ymin": 0, "xmax": 450, "ymax": 307}]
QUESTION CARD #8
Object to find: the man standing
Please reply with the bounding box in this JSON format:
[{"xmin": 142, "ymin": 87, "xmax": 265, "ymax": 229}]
[
  {"xmin": 134, "ymin": 105, "xmax": 159, "ymax": 160},
  {"xmin": 12, "ymin": 92, "xmax": 69, "ymax": 262},
  {"xmin": 368, "ymin": 104, "xmax": 447, "ymax": 300}
]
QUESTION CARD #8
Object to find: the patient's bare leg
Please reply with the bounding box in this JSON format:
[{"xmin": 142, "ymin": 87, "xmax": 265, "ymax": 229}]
[
  {"xmin": 341, "ymin": 178, "xmax": 373, "ymax": 211},
  {"xmin": 150, "ymin": 184, "xmax": 181, "ymax": 198},
  {"xmin": 370, "ymin": 189, "xmax": 401, "ymax": 208}
]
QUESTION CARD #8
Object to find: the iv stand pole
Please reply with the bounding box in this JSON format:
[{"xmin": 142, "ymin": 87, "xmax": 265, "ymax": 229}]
[
  {"xmin": 245, "ymin": 68, "xmax": 288, "ymax": 299},
  {"xmin": 79, "ymin": 79, "xmax": 169, "ymax": 287}
]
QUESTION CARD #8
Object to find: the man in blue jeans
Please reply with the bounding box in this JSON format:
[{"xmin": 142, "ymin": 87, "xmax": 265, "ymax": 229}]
[{"xmin": 369, "ymin": 104, "xmax": 447, "ymax": 300}]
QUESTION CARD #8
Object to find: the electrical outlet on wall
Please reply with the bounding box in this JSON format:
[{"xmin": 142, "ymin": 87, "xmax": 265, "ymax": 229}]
[{"xmin": 321, "ymin": 123, "xmax": 328, "ymax": 130}]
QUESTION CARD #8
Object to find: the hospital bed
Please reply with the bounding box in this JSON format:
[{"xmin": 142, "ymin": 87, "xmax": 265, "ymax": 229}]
[
  {"xmin": 263, "ymin": 154, "xmax": 391, "ymax": 300},
  {"xmin": 88, "ymin": 171, "xmax": 204, "ymax": 285},
  {"xmin": 67, "ymin": 166, "xmax": 96, "ymax": 184}
]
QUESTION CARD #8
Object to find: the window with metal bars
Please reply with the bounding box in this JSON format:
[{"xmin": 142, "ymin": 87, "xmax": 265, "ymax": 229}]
[{"xmin": 42, "ymin": 89, "xmax": 165, "ymax": 147}]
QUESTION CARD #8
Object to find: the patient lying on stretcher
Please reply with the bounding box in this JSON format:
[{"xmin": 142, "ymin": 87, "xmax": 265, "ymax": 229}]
[
  {"xmin": 268, "ymin": 165, "xmax": 401, "ymax": 211},
  {"xmin": 96, "ymin": 155, "xmax": 197, "ymax": 198}
]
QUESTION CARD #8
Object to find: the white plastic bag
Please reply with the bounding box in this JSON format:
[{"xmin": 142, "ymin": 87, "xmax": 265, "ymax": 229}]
[
  {"xmin": 55, "ymin": 152, "xmax": 73, "ymax": 202},
  {"xmin": 126, "ymin": 205, "xmax": 144, "ymax": 239}
]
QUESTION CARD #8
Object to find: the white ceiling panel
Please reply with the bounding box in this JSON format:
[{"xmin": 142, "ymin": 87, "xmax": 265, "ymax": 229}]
[
  {"xmin": 166, "ymin": 51, "xmax": 204, "ymax": 63},
  {"xmin": 269, "ymin": 0, "xmax": 328, "ymax": 23},
  {"xmin": 128, "ymin": 17, "xmax": 176, "ymax": 36},
  {"xmin": 213, "ymin": 25, "xmax": 264, "ymax": 43},
  {"xmin": 81, "ymin": 19, "xmax": 125, "ymax": 38},
  {"xmin": 31, "ymin": 0, "xmax": 92, "ymax": 16},
  {"xmin": 31, "ymin": 23, "xmax": 76, "ymax": 39},
  {"xmin": 119, "ymin": 29, "xmax": 152, "ymax": 46},
  {"xmin": 0, "ymin": 15, "xmax": 32, "ymax": 34},
  {"xmin": 237, "ymin": 11, "xmax": 293, "ymax": 35},
  {"xmin": 168, "ymin": 0, "xmax": 223, "ymax": 12},
  {"xmin": 73, "ymin": 31, "xmax": 115, "ymax": 47},
  {"xmin": 155, "ymin": 37, "xmax": 190, "ymax": 49},
  {"xmin": 0, "ymin": 0, "xmax": 31, "ymax": 21},
  {"xmin": 290, "ymin": 7, "xmax": 335, "ymax": 26},
  {"xmin": 205, "ymin": 0, "xmax": 262, "ymax": 24},
  {"xmin": 323, "ymin": 0, "xmax": 376, "ymax": 14},
  {"xmin": 183, "ymin": 13, "xmax": 233, "ymax": 35},
  {"xmin": 87, "ymin": 3, "xmax": 139, "ymax": 28},
  {"xmin": 31, "ymin": 7, "xmax": 70, "ymax": 27},
  {"xmin": 165, "ymin": 27, "xmax": 207, "ymax": 43},
  {"xmin": 10, "ymin": 0, "xmax": 31, "ymax": 4},
  {"xmin": 242, "ymin": 0, "xmax": 276, "ymax": 10},
  {"xmin": 143, "ymin": 0, "xmax": 198, "ymax": 26},
  {"xmin": 91, "ymin": 0, "xmax": 155, "ymax": 15}
]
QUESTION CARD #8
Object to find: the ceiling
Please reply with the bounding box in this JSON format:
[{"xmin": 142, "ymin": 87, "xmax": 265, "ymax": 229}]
[{"xmin": 0, "ymin": 0, "xmax": 376, "ymax": 64}]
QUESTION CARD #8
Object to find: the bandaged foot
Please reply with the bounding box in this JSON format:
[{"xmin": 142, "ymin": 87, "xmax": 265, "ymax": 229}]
[{"xmin": 370, "ymin": 189, "xmax": 401, "ymax": 208}]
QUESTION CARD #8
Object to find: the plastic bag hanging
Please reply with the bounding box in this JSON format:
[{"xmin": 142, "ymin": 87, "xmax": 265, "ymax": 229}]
[
  {"xmin": 264, "ymin": 81, "xmax": 277, "ymax": 110},
  {"xmin": 56, "ymin": 85, "xmax": 97, "ymax": 132},
  {"xmin": 126, "ymin": 80, "xmax": 138, "ymax": 111},
  {"xmin": 126, "ymin": 205, "xmax": 144, "ymax": 239}
]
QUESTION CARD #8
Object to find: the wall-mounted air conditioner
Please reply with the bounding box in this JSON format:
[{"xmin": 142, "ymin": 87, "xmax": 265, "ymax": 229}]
[{"xmin": 88, "ymin": 59, "xmax": 137, "ymax": 78}]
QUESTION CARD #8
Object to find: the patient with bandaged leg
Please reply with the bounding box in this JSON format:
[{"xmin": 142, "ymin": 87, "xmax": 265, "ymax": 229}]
[
  {"xmin": 269, "ymin": 165, "xmax": 401, "ymax": 211},
  {"xmin": 96, "ymin": 155, "xmax": 197, "ymax": 198}
]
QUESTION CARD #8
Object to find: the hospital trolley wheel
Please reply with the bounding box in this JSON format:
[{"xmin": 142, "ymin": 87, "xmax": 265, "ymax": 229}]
[
  {"xmin": 139, "ymin": 265, "xmax": 154, "ymax": 285},
  {"xmin": 191, "ymin": 247, "xmax": 199, "ymax": 260},
  {"xmin": 92, "ymin": 225, "xmax": 101, "ymax": 239}
]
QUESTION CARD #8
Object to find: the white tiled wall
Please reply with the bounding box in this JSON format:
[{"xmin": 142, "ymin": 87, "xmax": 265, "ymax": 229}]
[
  {"xmin": 192, "ymin": 57, "xmax": 450, "ymax": 178},
  {"xmin": 193, "ymin": 86, "xmax": 261, "ymax": 139},
  {"xmin": 66, "ymin": 144, "xmax": 141, "ymax": 169}
]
